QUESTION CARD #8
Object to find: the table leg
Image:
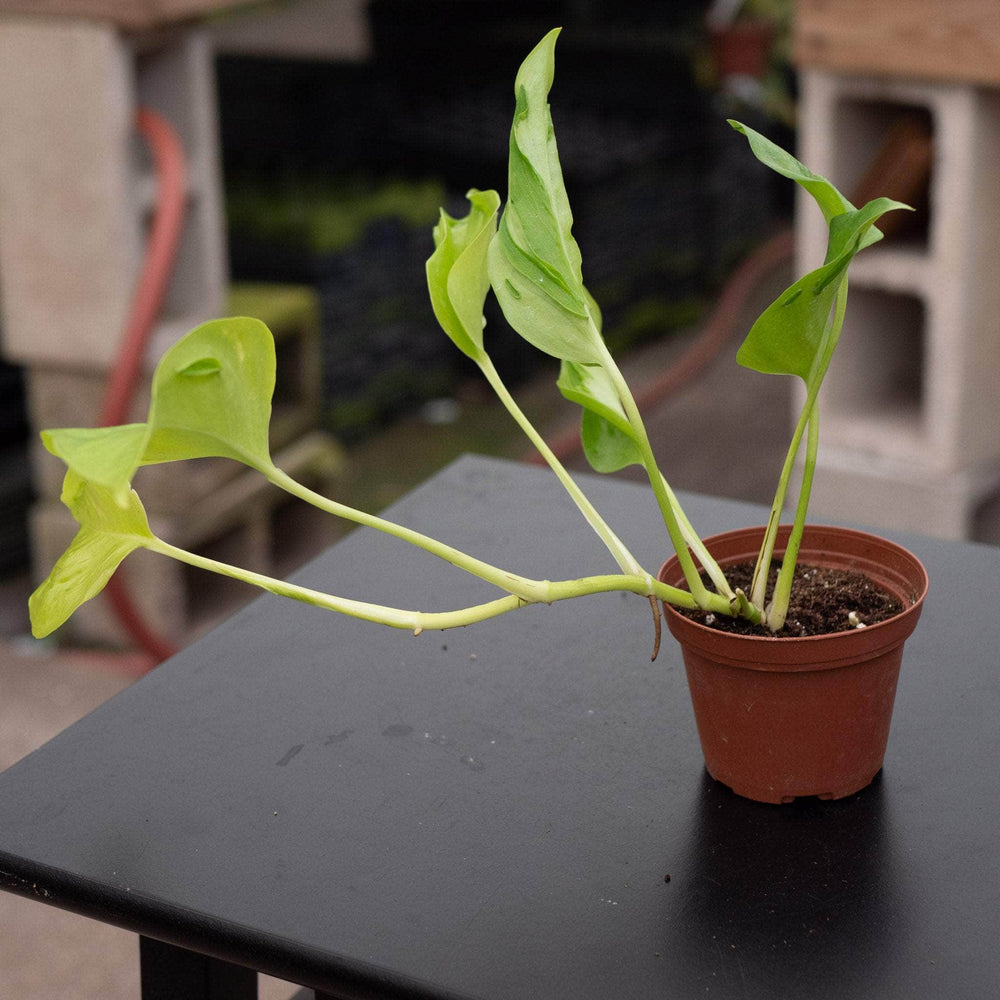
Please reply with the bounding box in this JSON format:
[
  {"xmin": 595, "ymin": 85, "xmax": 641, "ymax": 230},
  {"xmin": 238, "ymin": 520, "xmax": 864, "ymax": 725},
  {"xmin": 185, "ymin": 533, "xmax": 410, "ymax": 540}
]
[{"xmin": 140, "ymin": 936, "xmax": 258, "ymax": 999}]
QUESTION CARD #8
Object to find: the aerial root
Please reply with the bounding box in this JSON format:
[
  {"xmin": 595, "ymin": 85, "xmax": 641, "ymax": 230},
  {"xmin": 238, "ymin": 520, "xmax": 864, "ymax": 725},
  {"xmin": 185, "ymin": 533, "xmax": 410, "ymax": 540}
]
[{"xmin": 648, "ymin": 594, "xmax": 662, "ymax": 662}]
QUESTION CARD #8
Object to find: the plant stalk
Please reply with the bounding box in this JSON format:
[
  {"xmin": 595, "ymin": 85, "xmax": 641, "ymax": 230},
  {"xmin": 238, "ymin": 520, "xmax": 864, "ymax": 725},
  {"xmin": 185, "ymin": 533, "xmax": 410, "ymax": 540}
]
[
  {"xmin": 263, "ymin": 464, "xmax": 547, "ymax": 604},
  {"xmin": 476, "ymin": 353, "xmax": 644, "ymax": 576},
  {"xmin": 750, "ymin": 273, "xmax": 849, "ymax": 622},
  {"xmin": 147, "ymin": 536, "xmax": 712, "ymax": 631},
  {"xmin": 594, "ymin": 337, "xmax": 728, "ymax": 613},
  {"xmin": 660, "ymin": 475, "xmax": 736, "ymax": 601},
  {"xmin": 766, "ymin": 399, "xmax": 819, "ymax": 630}
]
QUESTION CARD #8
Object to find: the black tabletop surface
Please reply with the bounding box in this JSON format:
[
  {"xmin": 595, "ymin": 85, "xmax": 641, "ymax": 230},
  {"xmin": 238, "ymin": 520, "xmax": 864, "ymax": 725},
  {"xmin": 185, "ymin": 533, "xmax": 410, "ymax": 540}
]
[{"xmin": 1, "ymin": 455, "xmax": 998, "ymax": 999}]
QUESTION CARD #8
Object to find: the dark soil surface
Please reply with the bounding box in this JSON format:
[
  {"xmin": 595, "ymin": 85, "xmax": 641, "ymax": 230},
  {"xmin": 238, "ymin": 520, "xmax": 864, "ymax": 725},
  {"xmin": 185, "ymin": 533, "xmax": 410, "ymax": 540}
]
[{"xmin": 680, "ymin": 561, "xmax": 904, "ymax": 638}]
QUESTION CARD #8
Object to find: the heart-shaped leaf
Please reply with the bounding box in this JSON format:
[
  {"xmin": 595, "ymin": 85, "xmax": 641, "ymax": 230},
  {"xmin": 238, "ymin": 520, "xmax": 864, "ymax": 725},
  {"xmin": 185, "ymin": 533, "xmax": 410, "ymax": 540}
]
[
  {"xmin": 29, "ymin": 470, "xmax": 156, "ymax": 637},
  {"xmin": 40, "ymin": 317, "xmax": 280, "ymax": 502},
  {"xmin": 426, "ymin": 188, "xmax": 500, "ymax": 361},
  {"xmin": 142, "ymin": 316, "xmax": 276, "ymax": 470}
]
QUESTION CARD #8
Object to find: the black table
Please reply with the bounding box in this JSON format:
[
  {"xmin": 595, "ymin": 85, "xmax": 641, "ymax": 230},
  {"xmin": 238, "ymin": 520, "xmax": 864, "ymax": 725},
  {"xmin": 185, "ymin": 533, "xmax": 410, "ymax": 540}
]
[{"xmin": 1, "ymin": 455, "xmax": 998, "ymax": 999}]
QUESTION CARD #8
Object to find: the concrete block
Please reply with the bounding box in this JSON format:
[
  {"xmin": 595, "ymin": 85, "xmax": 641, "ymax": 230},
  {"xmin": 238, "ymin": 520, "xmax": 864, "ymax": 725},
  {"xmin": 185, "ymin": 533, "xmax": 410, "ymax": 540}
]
[
  {"xmin": 796, "ymin": 446, "xmax": 1000, "ymax": 544},
  {"xmin": 0, "ymin": 19, "xmax": 228, "ymax": 369},
  {"xmin": 796, "ymin": 71, "xmax": 1000, "ymax": 481},
  {"xmin": 0, "ymin": 18, "xmax": 138, "ymax": 368},
  {"xmin": 133, "ymin": 26, "xmax": 228, "ymax": 331}
]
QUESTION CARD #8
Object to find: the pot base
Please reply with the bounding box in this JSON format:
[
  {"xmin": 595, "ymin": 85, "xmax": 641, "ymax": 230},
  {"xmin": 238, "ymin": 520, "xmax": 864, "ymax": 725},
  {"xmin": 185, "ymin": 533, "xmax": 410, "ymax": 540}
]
[{"xmin": 708, "ymin": 766, "xmax": 883, "ymax": 805}]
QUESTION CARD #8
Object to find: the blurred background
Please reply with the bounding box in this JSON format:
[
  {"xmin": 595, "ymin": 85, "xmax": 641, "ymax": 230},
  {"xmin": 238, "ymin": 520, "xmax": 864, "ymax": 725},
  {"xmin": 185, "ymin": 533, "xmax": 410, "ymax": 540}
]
[{"xmin": 1, "ymin": 1, "xmax": 999, "ymax": 996}]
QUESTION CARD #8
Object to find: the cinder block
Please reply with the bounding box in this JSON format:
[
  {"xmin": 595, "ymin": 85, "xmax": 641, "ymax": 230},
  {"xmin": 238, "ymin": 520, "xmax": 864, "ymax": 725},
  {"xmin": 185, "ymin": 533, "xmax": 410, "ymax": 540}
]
[
  {"xmin": 0, "ymin": 17, "xmax": 137, "ymax": 367},
  {"xmin": 796, "ymin": 72, "xmax": 1000, "ymax": 476},
  {"xmin": 796, "ymin": 446, "xmax": 1000, "ymax": 544},
  {"xmin": 0, "ymin": 19, "xmax": 227, "ymax": 369},
  {"xmin": 31, "ymin": 431, "xmax": 346, "ymax": 647}
]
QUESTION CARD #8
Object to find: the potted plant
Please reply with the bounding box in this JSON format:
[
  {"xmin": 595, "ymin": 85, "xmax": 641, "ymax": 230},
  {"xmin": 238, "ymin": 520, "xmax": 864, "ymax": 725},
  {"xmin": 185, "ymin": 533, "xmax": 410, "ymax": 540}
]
[{"xmin": 28, "ymin": 29, "xmax": 927, "ymax": 804}]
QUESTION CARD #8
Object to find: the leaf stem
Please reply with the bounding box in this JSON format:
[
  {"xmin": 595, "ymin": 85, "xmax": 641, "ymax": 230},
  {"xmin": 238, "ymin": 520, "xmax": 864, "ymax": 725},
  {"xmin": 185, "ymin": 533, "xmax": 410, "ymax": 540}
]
[
  {"xmin": 147, "ymin": 536, "xmax": 713, "ymax": 631},
  {"xmin": 748, "ymin": 399, "xmax": 811, "ymax": 610},
  {"xmin": 593, "ymin": 337, "xmax": 723, "ymax": 611},
  {"xmin": 262, "ymin": 464, "xmax": 548, "ymax": 604},
  {"xmin": 766, "ymin": 399, "xmax": 818, "ymax": 630},
  {"xmin": 750, "ymin": 273, "xmax": 849, "ymax": 621},
  {"xmin": 476, "ymin": 353, "xmax": 644, "ymax": 576},
  {"xmin": 659, "ymin": 474, "xmax": 736, "ymax": 601}
]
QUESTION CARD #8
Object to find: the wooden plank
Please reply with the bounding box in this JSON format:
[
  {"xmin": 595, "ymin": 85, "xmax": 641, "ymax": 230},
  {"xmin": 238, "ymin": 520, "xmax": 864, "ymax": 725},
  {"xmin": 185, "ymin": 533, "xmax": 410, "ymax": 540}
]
[
  {"xmin": 0, "ymin": 1, "xmax": 251, "ymax": 29},
  {"xmin": 794, "ymin": 0, "xmax": 1000, "ymax": 86}
]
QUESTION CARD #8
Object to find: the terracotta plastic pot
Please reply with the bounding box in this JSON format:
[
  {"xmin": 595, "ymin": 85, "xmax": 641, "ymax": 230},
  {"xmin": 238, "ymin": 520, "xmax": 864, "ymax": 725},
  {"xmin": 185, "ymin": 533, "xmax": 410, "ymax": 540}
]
[
  {"xmin": 659, "ymin": 525, "xmax": 929, "ymax": 804},
  {"xmin": 710, "ymin": 20, "xmax": 775, "ymax": 80}
]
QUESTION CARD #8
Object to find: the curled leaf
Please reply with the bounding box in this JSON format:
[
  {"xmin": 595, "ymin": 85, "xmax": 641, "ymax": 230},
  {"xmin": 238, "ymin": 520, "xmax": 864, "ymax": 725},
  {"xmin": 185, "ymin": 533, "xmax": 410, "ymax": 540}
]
[
  {"xmin": 736, "ymin": 196, "xmax": 909, "ymax": 382},
  {"xmin": 557, "ymin": 361, "xmax": 642, "ymax": 472},
  {"xmin": 29, "ymin": 471, "xmax": 156, "ymax": 637},
  {"xmin": 728, "ymin": 120, "xmax": 853, "ymax": 225},
  {"xmin": 487, "ymin": 27, "xmax": 603, "ymax": 364},
  {"xmin": 41, "ymin": 423, "xmax": 151, "ymax": 505},
  {"xmin": 731, "ymin": 121, "xmax": 910, "ymax": 385}
]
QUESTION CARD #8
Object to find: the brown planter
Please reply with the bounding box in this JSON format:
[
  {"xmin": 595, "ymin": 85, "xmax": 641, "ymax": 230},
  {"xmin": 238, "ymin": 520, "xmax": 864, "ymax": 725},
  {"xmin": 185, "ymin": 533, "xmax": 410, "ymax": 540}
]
[
  {"xmin": 659, "ymin": 525, "xmax": 929, "ymax": 804},
  {"xmin": 710, "ymin": 20, "xmax": 775, "ymax": 80}
]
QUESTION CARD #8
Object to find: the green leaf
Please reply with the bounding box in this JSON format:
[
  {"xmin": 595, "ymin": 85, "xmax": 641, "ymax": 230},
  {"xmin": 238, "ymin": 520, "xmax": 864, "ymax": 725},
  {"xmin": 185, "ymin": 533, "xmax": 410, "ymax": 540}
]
[
  {"xmin": 826, "ymin": 195, "xmax": 909, "ymax": 262},
  {"xmin": 487, "ymin": 27, "xmax": 604, "ymax": 364},
  {"xmin": 426, "ymin": 188, "xmax": 500, "ymax": 360},
  {"xmin": 736, "ymin": 195, "xmax": 909, "ymax": 381},
  {"xmin": 142, "ymin": 316, "xmax": 276, "ymax": 471},
  {"xmin": 557, "ymin": 361, "xmax": 630, "ymax": 434},
  {"xmin": 735, "ymin": 259, "xmax": 844, "ymax": 380},
  {"xmin": 557, "ymin": 360, "xmax": 643, "ymax": 472},
  {"xmin": 728, "ymin": 120, "xmax": 853, "ymax": 225},
  {"xmin": 41, "ymin": 423, "xmax": 151, "ymax": 504},
  {"xmin": 579, "ymin": 410, "xmax": 644, "ymax": 473},
  {"xmin": 28, "ymin": 471, "xmax": 156, "ymax": 638},
  {"xmin": 729, "ymin": 121, "xmax": 910, "ymax": 266}
]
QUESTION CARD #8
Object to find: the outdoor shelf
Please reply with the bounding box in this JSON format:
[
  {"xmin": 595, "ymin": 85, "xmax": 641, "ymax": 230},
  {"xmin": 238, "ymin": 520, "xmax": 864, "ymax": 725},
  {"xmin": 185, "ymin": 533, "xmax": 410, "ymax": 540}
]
[{"xmin": 0, "ymin": 454, "xmax": 997, "ymax": 999}]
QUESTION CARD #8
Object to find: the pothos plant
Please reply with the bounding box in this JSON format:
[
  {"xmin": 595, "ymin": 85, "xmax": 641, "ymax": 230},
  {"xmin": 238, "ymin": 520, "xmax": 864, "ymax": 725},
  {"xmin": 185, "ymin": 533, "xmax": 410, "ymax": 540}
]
[{"xmin": 29, "ymin": 28, "xmax": 908, "ymax": 655}]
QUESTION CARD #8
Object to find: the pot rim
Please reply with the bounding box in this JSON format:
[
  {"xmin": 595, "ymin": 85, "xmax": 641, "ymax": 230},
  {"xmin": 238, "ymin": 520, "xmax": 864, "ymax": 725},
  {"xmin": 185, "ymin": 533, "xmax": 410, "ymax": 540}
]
[{"xmin": 658, "ymin": 523, "xmax": 929, "ymax": 666}]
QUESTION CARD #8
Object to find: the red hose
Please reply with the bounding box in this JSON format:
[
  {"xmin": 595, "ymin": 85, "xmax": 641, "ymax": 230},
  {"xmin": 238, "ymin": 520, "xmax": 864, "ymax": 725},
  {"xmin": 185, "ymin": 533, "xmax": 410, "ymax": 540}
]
[
  {"xmin": 100, "ymin": 108, "xmax": 188, "ymax": 427},
  {"xmin": 100, "ymin": 107, "xmax": 188, "ymax": 664}
]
